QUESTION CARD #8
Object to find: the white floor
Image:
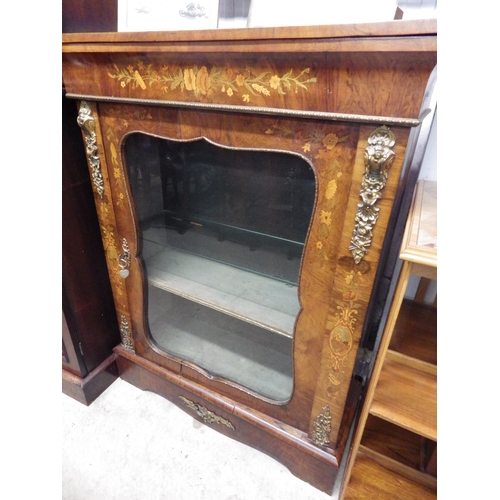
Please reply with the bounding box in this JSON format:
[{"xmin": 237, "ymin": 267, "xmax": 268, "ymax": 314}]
[{"xmin": 62, "ymin": 378, "xmax": 343, "ymax": 500}]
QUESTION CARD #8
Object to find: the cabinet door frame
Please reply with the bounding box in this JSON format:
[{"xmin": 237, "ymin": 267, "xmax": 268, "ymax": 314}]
[{"xmin": 77, "ymin": 98, "xmax": 410, "ymax": 441}]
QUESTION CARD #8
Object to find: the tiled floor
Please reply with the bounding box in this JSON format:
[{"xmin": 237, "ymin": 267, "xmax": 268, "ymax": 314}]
[{"xmin": 62, "ymin": 377, "xmax": 344, "ymax": 500}]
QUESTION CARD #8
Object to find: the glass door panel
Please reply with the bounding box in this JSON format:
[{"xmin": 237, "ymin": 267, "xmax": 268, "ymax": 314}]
[{"xmin": 124, "ymin": 133, "xmax": 316, "ymax": 400}]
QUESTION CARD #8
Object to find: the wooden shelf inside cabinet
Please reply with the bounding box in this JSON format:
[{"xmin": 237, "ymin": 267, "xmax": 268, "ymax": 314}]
[{"xmin": 340, "ymin": 180, "xmax": 437, "ymax": 499}]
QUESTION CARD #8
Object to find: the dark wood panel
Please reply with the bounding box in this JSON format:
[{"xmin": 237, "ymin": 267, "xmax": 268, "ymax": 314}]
[
  {"xmin": 371, "ymin": 358, "xmax": 437, "ymax": 440},
  {"xmin": 388, "ymin": 299, "xmax": 437, "ymax": 365},
  {"xmin": 62, "ymin": 93, "xmax": 121, "ymax": 376},
  {"xmin": 63, "ymin": 354, "xmax": 119, "ymax": 405},
  {"xmin": 361, "ymin": 414, "xmax": 423, "ymax": 471},
  {"xmin": 62, "ymin": 0, "xmax": 117, "ymax": 33},
  {"xmin": 62, "ymin": 308, "xmax": 83, "ymax": 375}
]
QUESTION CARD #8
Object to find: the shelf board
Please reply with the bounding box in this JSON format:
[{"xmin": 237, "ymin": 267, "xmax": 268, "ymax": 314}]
[
  {"xmin": 361, "ymin": 414, "xmax": 424, "ymax": 472},
  {"xmin": 385, "ymin": 350, "xmax": 436, "ymax": 376},
  {"xmin": 388, "ymin": 299, "xmax": 436, "ymax": 370},
  {"xmin": 370, "ymin": 358, "xmax": 437, "ymax": 441},
  {"xmin": 145, "ymin": 245, "xmax": 300, "ymax": 338},
  {"xmin": 343, "ymin": 448, "xmax": 436, "ymax": 500}
]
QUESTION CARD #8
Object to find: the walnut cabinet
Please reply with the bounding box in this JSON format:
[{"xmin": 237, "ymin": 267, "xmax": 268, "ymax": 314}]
[{"xmin": 62, "ymin": 21, "xmax": 437, "ymax": 493}]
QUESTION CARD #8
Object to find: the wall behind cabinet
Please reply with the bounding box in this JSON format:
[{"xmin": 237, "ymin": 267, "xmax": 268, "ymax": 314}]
[{"xmin": 418, "ymin": 111, "xmax": 437, "ymax": 182}]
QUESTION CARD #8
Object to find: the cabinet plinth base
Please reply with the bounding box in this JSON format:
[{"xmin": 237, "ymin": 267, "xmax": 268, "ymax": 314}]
[
  {"xmin": 114, "ymin": 345, "xmax": 339, "ymax": 494},
  {"xmin": 62, "ymin": 353, "xmax": 119, "ymax": 405}
]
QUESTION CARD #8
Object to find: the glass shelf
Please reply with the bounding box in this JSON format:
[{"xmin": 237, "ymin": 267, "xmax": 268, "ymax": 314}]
[{"xmin": 143, "ymin": 236, "xmax": 299, "ymax": 337}]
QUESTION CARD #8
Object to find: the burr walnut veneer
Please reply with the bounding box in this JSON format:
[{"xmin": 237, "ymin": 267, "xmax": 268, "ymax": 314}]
[{"xmin": 62, "ymin": 20, "xmax": 436, "ymax": 493}]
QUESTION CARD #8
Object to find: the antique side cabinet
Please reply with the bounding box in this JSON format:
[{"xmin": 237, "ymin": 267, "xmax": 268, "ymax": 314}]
[{"xmin": 62, "ymin": 20, "xmax": 437, "ymax": 493}]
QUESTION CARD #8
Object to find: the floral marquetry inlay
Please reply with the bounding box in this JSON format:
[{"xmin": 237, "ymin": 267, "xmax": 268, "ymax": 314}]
[
  {"xmin": 324, "ymin": 258, "xmax": 370, "ymax": 401},
  {"xmin": 108, "ymin": 63, "xmax": 317, "ymax": 103},
  {"xmin": 300, "ymin": 131, "xmax": 353, "ymax": 266}
]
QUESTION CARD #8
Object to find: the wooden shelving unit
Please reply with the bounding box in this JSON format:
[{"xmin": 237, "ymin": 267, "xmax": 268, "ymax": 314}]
[{"xmin": 340, "ymin": 180, "xmax": 437, "ymax": 499}]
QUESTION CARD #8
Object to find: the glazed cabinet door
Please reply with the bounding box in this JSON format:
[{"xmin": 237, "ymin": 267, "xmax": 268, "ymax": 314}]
[{"xmin": 76, "ymin": 98, "xmax": 409, "ymax": 432}]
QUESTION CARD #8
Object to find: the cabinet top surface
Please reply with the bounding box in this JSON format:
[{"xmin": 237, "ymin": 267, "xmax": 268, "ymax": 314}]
[
  {"xmin": 62, "ymin": 19, "xmax": 436, "ymax": 52},
  {"xmin": 400, "ymin": 180, "xmax": 437, "ymax": 267}
]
